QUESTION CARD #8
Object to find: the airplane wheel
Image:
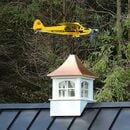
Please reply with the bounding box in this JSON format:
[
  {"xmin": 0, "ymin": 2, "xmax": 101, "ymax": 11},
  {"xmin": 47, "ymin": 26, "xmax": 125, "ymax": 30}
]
[{"xmin": 76, "ymin": 37, "xmax": 82, "ymax": 42}]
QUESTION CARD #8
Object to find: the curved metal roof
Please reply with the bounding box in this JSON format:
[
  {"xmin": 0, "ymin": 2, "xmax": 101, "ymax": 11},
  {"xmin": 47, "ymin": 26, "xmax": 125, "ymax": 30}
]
[{"xmin": 47, "ymin": 54, "xmax": 97, "ymax": 78}]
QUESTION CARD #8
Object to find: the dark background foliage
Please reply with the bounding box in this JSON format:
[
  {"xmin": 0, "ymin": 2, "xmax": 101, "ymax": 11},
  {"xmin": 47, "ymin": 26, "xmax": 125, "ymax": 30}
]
[{"xmin": 0, "ymin": 0, "xmax": 130, "ymax": 102}]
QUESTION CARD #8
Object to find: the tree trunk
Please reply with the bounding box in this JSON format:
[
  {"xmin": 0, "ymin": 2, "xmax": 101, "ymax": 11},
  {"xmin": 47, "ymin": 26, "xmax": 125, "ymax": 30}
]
[
  {"xmin": 116, "ymin": 0, "xmax": 122, "ymax": 43},
  {"xmin": 62, "ymin": 0, "xmax": 66, "ymax": 22},
  {"xmin": 128, "ymin": 0, "xmax": 130, "ymax": 41}
]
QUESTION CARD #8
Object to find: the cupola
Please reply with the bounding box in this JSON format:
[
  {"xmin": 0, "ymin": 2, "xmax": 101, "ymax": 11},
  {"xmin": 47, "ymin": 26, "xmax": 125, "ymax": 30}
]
[{"xmin": 47, "ymin": 54, "xmax": 97, "ymax": 116}]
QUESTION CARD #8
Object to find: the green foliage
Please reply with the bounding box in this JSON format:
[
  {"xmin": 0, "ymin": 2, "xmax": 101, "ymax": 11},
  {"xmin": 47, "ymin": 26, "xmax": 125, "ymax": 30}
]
[
  {"xmin": 95, "ymin": 66, "xmax": 129, "ymax": 101},
  {"xmin": 127, "ymin": 43, "xmax": 130, "ymax": 58},
  {"xmin": 105, "ymin": 67, "xmax": 128, "ymax": 100},
  {"xmin": 95, "ymin": 87, "xmax": 113, "ymax": 101},
  {"xmin": 124, "ymin": 19, "xmax": 130, "ymax": 28},
  {"xmin": 92, "ymin": 55, "xmax": 108, "ymax": 76},
  {"xmin": 93, "ymin": 30, "xmax": 130, "ymax": 101}
]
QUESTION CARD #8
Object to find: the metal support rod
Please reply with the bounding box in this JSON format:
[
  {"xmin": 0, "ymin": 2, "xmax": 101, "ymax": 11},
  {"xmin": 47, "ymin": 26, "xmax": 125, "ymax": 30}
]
[{"xmin": 71, "ymin": 38, "xmax": 75, "ymax": 54}]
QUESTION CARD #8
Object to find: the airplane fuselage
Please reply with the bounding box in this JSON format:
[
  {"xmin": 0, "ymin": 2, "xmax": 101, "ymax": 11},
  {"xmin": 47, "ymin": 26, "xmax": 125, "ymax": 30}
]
[{"xmin": 33, "ymin": 19, "xmax": 92, "ymax": 37}]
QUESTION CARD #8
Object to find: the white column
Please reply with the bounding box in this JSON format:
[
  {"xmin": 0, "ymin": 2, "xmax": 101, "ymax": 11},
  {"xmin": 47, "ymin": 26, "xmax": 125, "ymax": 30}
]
[
  {"xmin": 75, "ymin": 78, "xmax": 81, "ymax": 98},
  {"xmin": 52, "ymin": 79, "xmax": 58, "ymax": 99},
  {"xmin": 88, "ymin": 80, "xmax": 93, "ymax": 100}
]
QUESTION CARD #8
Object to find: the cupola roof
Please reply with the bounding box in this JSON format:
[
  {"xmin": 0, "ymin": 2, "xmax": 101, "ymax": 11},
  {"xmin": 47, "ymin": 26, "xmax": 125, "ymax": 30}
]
[{"xmin": 47, "ymin": 54, "xmax": 97, "ymax": 78}]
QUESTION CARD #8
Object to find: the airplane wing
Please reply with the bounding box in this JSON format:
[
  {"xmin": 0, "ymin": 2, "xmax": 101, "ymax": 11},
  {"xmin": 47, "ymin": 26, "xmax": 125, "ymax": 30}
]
[
  {"xmin": 58, "ymin": 22, "xmax": 85, "ymax": 33},
  {"xmin": 58, "ymin": 22, "xmax": 83, "ymax": 28}
]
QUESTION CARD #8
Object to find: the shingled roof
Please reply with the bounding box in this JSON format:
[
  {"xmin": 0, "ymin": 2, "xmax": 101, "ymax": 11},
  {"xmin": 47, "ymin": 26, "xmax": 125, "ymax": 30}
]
[{"xmin": 0, "ymin": 102, "xmax": 130, "ymax": 130}]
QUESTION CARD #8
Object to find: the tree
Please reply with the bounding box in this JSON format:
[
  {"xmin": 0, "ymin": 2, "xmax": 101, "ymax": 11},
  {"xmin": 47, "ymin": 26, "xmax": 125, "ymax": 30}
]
[
  {"xmin": 92, "ymin": 0, "xmax": 130, "ymax": 101},
  {"xmin": 0, "ymin": 0, "xmax": 129, "ymax": 103},
  {"xmin": 116, "ymin": 0, "xmax": 122, "ymax": 43},
  {"xmin": 0, "ymin": 0, "xmax": 86, "ymax": 102},
  {"xmin": 128, "ymin": 0, "xmax": 130, "ymax": 41}
]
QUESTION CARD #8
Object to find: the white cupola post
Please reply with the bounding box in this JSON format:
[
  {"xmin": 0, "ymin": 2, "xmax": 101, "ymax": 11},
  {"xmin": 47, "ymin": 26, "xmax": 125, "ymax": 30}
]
[{"xmin": 47, "ymin": 54, "xmax": 97, "ymax": 116}]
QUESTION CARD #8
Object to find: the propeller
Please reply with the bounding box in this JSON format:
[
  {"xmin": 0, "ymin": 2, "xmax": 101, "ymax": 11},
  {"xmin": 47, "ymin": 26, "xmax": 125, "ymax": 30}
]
[{"xmin": 89, "ymin": 29, "xmax": 99, "ymax": 42}]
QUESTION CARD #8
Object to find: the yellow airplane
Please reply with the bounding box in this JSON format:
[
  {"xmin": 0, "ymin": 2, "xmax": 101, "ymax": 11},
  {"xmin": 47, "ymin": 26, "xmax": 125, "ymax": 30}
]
[{"xmin": 33, "ymin": 19, "xmax": 92, "ymax": 38}]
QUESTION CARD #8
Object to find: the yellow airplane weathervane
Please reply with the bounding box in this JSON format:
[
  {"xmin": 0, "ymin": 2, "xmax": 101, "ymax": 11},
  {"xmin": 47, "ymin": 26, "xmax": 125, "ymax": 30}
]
[{"xmin": 33, "ymin": 19, "xmax": 93, "ymax": 38}]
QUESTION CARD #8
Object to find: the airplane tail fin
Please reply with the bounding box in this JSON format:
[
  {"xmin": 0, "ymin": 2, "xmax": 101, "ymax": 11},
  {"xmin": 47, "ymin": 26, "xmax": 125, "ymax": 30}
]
[{"xmin": 33, "ymin": 19, "xmax": 45, "ymax": 31}]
